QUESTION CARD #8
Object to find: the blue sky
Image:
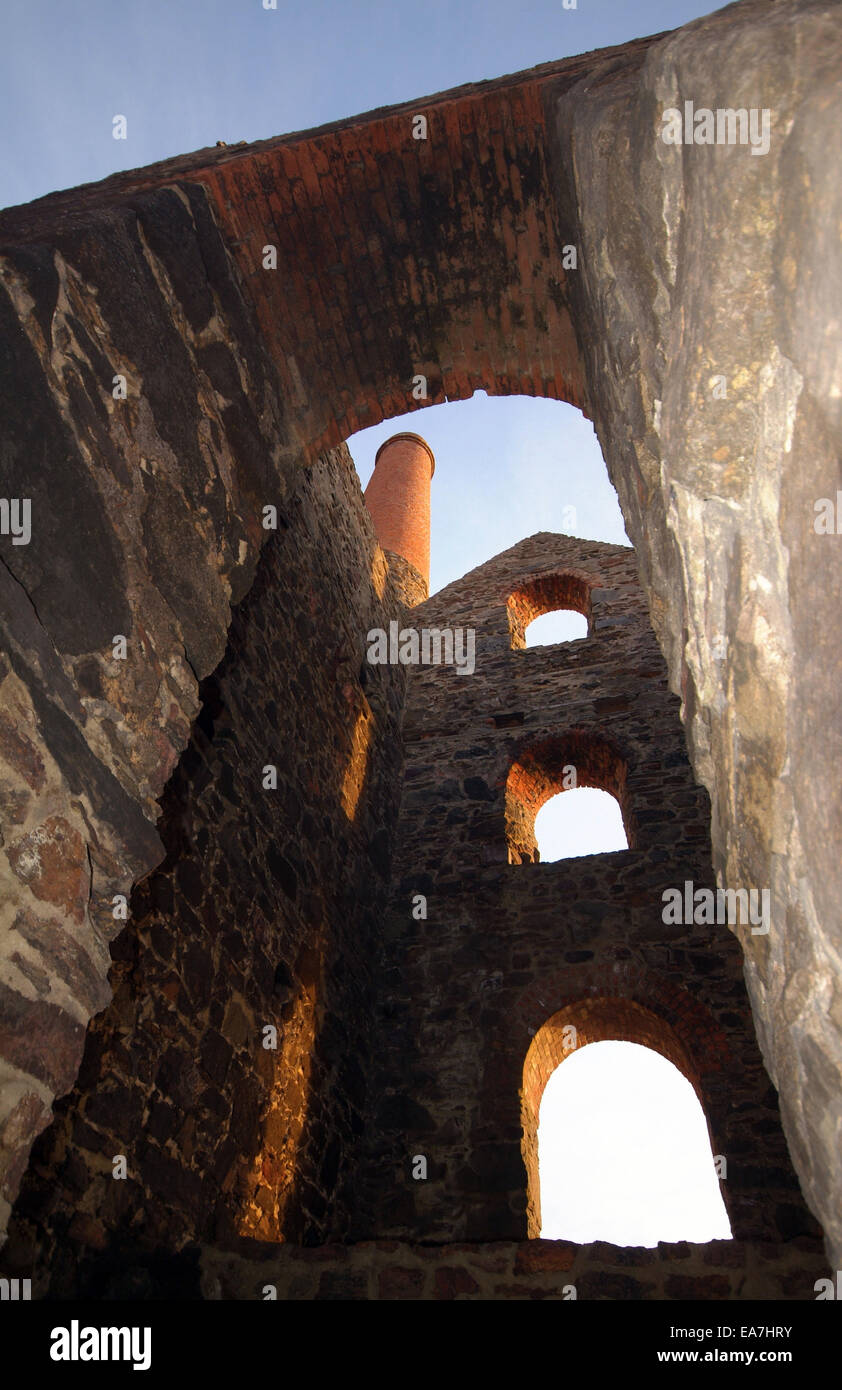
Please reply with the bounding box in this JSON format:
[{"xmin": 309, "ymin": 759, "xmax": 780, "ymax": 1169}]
[
  {"xmin": 3, "ymin": 0, "xmax": 717, "ymax": 213},
  {"xmin": 350, "ymin": 395, "xmax": 630, "ymax": 597},
  {"xmin": 2, "ymin": 0, "xmax": 726, "ymax": 1246}
]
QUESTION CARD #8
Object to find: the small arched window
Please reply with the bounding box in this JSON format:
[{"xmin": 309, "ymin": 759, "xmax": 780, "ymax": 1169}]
[
  {"xmin": 506, "ymin": 731, "xmax": 631, "ymax": 864},
  {"xmin": 508, "ymin": 573, "xmax": 591, "ymax": 649},
  {"xmin": 534, "ymin": 785, "xmax": 628, "ymax": 861}
]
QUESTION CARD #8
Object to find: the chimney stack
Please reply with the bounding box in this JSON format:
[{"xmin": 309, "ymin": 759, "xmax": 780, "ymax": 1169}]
[{"xmin": 363, "ymin": 432, "xmax": 435, "ymax": 603}]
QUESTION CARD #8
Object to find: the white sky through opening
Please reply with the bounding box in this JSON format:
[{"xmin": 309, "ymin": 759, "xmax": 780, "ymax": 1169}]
[
  {"xmin": 525, "ymin": 610, "xmax": 589, "ymax": 645},
  {"xmin": 535, "ymin": 787, "xmax": 628, "ymax": 861},
  {"xmin": 538, "ymin": 1040, "xmax": 732, "ymax": 1245}
]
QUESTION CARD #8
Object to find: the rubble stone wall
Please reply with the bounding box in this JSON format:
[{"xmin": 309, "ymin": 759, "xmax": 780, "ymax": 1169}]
[
  {"xmin": 2, "ymin": 447, "xmax": 408, "ymax": 1296},
  {"xmin": 356, "ymin": 535, "xmax": 820, "ymax": 1262}
]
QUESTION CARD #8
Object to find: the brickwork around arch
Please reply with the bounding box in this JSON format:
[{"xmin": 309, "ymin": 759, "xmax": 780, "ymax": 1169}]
[{"xmin": 521, "ymin": 998, "xmax": 705, "ymax": 1236}]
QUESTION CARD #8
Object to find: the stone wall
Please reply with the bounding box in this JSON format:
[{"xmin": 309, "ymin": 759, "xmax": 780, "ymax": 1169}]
[
  {"xmin": 548, "ymin": 0, "xmax": 842, "ymax": 1264},
  {"xmin": 1, "ymin": 447, "xmax": 408, "ymax": 1296},
  {"xmin": 0, "ymin": 181, "xmax": 297, "ymax": 1234},
  {"xmin": 356, "ymin": 534, "xmax": 820, "ymax": 1260},
  {"xmin": 3, "ymin": 521, "xmax": 824, "ymax": 1301},
  {"xmin": 200, "ymin": 1236, "xmax": 828, "ymax": 1302}
]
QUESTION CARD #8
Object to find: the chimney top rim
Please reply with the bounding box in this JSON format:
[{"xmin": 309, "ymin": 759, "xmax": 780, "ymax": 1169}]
[{"xmin": 374, "ymin": 431, "xmax": 436, "ymax": 477}]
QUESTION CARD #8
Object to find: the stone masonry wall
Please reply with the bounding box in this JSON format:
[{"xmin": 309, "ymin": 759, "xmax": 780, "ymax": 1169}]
[
  {"xmin": 547, "ymin": 0, "xmax": 842, "ymax": 1263},
  {"xmin": 1, "ymin": 446, "xmax": 408, "ymax": 1298},
  {"xmin": 200, "ymin": 1236, "xmax": 828, "ymax": 1302},
  {"xmin": 0, "ymin": 181, "xmax": 299, "ymax": 1236},
  {"xmin": 357, "ymin": 534, "xmax": 822, "ymax": 1267}
]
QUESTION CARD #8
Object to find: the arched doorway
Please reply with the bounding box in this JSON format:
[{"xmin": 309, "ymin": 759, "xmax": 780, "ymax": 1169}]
[
  {"xmin": 521, "ymin": 998, "xmax": 727, "ymax": 1240},
  {"xmin": 537, "ymin": 1039, "xmax": 731, "ymax": 1244}
]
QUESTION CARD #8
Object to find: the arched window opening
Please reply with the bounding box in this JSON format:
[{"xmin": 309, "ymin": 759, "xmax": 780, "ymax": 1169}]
[
  {"xmin": 537, "ymin": 1041, "xmax": 732, "ymax": 1245},
  {"xmin": 521, "ymin": 999, "xmax": 731, "ymax": 1242},
  {"xmin": 524, "ymin": 609, "xmax": 588, "ymax": 646},
  {"xmin": 507, "ymin": 572, "xmax": 591, "ymax": 650},
  {"xmin": 534, "ymin": 786, "xmax": 628, "ymax": 861},
  {"xmin": 506, "ymin": 731, "xmax": 631, "ymax": 863}
]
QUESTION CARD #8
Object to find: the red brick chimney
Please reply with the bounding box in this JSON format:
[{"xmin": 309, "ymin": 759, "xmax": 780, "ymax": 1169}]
[{"xmin": 363, "ymin": 432, "xmax": 435, "ymax": 601}]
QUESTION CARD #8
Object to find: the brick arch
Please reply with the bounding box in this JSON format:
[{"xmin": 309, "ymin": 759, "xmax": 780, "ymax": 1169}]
[
  {"xmin": 521, "ymin": 996, "xmax": 716, "ymax": 1238},
  {"xmin": 505, "ymin": 728, "xmax": 630, "ymax": 862},
  {"xmin": 507, "ymin": 570, "xmax": 595, "ymax": 650},
  {"xmin": 513, "ymin": 961, "xmax": 734, "ymax": 1078},
  {"xmin": 126, "ymin": 64, "xmax": 592, "ymax": 463}
]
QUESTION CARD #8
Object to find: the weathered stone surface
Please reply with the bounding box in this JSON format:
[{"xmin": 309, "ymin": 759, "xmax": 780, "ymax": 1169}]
[
  {"xmin": 0, "ymin": 983, "xmax": 85, "ymax": 1093},
  {"xmin": 377, "ymin": 1264, "xmax": 425, "ymax": 1299},
  {"xmin": 0, "ymin": 712, "xmax": 45, "ymax": 792},
  {"xmin": 0, "ymin": 1089, "xmax": 51, "ymax": 1205},
  {"xmin": 550, "ymin": 0, "xmax": 842, "ymax": 1264},
  {"xmin": 2, "ymin": 446, "xmax": 408, "ymax": 1282},
  {"xmin": 194, "ymin": 1236, "xmax": 828, "ymax": 1302},
  {"xmin": 0, "ymin": 170, "xmax": 299, "ymax": 1217},
  {"xmin": 514, "ymin": 1239, "xmax": 577, "ymax": 1274},
  {"xmin": 434, "ymin": 1266, "xmax": 480, "ymax": 1300},
  {"xmin": 7, "ymin": 817, "xmax": 87, "ymax": 923}
]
